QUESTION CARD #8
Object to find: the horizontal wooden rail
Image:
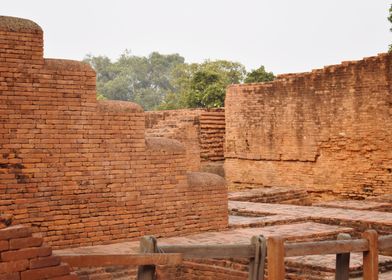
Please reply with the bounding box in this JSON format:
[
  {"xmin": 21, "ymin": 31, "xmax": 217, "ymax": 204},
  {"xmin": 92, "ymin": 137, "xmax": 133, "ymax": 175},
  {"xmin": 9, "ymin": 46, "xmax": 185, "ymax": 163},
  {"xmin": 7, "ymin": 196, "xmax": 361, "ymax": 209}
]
[
  {"xmin": 285, "ymin": 239, "xmax": 369, "ymax": 257},
  {"xmin": 57, "ymin": 253, "xmax": 183, "ymax": 267},
  {"xmin": 158, "ymin": 244, "xmax": 255, "ymax": 259},
  {"xmin": 378, "ymin": 235, "xmax": 392, "ymax": 250}
]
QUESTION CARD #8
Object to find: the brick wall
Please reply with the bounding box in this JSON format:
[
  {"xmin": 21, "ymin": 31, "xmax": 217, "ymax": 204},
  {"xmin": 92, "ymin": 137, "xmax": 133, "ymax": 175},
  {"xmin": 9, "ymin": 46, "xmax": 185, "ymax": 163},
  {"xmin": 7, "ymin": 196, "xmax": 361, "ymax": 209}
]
[
  {"xmin": 0, "ymin": 15, "xmax": 228, "ymax": 249},
  {"xmin": 0, "ymin": 225, "xmax": 78, "ymax": 280},
  {"xmin": 145, "ymin": 108, "xmax": 225, "ymax": 171},
  {"xmin": 225, "ymin": 53, "xmax": 392, "ymax": 200}
]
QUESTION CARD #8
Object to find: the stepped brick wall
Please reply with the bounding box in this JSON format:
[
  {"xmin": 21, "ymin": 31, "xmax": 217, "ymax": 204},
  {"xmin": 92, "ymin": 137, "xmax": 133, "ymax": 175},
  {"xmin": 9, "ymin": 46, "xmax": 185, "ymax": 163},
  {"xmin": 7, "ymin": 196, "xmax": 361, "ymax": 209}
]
[
  {"xmin": 0, "ymin": 225, "xmax": 78, "ymax": 280},
  {"xmin": 0, "ymin": 15, "xmax": 228, "ymax": 249},
  {"xmin": 145, "ymin": 108, "xmax": 225, "ymax": 171},
  {"xmin": 225, "ymin": 53, "xmax": 392, "ymax": 200}
]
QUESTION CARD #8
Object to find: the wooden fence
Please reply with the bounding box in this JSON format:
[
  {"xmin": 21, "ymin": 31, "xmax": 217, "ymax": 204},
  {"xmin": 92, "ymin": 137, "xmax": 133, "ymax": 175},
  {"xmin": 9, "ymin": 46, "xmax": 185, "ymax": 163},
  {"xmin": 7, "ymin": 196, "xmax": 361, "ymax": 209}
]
[{"xmin": 58, "ymin": 230, "xmax": 392, "ymax": 280}]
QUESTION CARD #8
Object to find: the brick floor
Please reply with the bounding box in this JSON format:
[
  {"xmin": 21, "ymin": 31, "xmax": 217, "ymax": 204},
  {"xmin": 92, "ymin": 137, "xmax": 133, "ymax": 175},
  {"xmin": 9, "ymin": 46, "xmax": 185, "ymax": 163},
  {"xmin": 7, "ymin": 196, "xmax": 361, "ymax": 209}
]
[
  {"xmin": 229, "ymin": 215, "xmax": 306, "ymax": 229},
  {"xmin": 229, "ymin": 201, "xmax": 392, "ymax": 233},
  {"xmin": 55, "ymin": 222, "xmax": 354, "ymax": 256},
  {"xmin": 313, "ymin": 200, "xmax": 391, "ymax": 211},
  {"xmin": 229, "ymin": 186, "xmax": 310, "ymax": 205}
]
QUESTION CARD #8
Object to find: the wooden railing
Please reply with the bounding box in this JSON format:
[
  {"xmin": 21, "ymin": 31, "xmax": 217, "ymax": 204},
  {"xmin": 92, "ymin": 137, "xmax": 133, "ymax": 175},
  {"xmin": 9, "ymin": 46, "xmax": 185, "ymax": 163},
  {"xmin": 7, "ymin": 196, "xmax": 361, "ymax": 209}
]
[{"xmin": 57, "ymin": 230, "xmax": 392, "ymax": 280}]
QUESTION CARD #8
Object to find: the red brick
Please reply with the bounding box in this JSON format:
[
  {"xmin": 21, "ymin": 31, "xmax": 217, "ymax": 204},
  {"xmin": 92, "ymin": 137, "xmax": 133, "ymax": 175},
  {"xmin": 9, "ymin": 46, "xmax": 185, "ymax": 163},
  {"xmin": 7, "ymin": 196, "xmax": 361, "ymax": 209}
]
[
  {"xmin": 1, "ymin": 247, "xmax": 52, "ymax": 261},
  {"xmin": 10, "ymin": 237, "xmax": 43, "ymax": 250},
  {"xmin": 30, "ymin": 255, "xmax": 61, "ymax": 269},
  {"xmin": 0, "ymin": 272, "xmax": 20, "ymax": 280},
  {"xmin": 0, "ymin": 240, "xmax": 8, "ymax": 252},
  {"xmin": 49, "ymin": 273, "xmax": 79, "ymax": 280},
  {"xmin": 0, "ymin": 259, "xmax": 29, "ymax": 273},
  {"xmin": 20, "ymin": 263, "xmax": 70, "ymax": 280},
  {"xmin": 0, "ymin": 226, "xmax": 31, "ymax": 241}
]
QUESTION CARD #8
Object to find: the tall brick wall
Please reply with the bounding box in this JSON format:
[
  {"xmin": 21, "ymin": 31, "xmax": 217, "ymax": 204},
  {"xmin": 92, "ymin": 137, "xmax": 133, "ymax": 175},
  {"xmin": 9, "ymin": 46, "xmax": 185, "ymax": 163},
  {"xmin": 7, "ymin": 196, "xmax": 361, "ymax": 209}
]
[
  {"xmin": 225, "ymin": 53, "xmax": 392, "ymax": 199},
  {"xmin": 0, "ymin": 16, "xmax": 228, "ymax": 249}
]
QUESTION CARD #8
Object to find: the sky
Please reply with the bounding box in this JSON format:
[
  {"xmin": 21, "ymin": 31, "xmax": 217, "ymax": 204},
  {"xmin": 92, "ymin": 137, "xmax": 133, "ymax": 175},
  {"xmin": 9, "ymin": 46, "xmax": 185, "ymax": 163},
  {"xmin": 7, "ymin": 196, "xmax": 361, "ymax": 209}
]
[{"xmin": 2, "ymin": 0, "xmax": 391, "ymax": 74}]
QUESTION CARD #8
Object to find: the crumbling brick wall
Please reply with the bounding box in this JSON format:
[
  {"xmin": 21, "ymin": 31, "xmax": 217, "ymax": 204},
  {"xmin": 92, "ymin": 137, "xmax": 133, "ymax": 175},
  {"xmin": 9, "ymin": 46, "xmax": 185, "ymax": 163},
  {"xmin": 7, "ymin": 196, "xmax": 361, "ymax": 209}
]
[
  {"xmin": 225, "ymin": 53, "xmax": 392, "ymax": 200},
  {"xmin": 0, "ymin": 15, "xmax": 228, "ymax": 249},
  {"xmin": 0, "ymin": 225, "xmax": 78, "ymax": 280},
  {"xmin": 145, "ymin": 108, "xmax": 225, "ymax": 172}
]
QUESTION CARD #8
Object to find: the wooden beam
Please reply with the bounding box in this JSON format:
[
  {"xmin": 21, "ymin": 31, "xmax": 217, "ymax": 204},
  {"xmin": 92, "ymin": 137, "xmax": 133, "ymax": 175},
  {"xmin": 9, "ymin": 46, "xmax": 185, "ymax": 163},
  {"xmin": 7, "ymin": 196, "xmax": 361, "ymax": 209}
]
[
  {"xmin": 267, "ymin": 236, "xmax": 285, "ymax": 280},
  {"xmin": 378, "ymin": 234, "xmax": 392, "ymax": 250},
  {"xmin": 363, "ymin": 230, "xmax": 378, "ymax": 280},
  {"xmin": 285, "ymin": 239, "xmax": 368, "ymax": 257},
  {"xmin": 137, "ymin": 236, "xmax": 158, "ymax": 280},
  {"xmin": 335, "ymin": 233, "xmax": 351, "ymax": 280},
  {"xmin": 58, "ymin": 253, "xmax": 183, "ymax": 267},
  {"xmin": 158, "ymin": 244, "xmax": 255, "ymax": 259},
  {"xmin": 248, "ymin": 235, "xmax": 266, "ymax": 280}
]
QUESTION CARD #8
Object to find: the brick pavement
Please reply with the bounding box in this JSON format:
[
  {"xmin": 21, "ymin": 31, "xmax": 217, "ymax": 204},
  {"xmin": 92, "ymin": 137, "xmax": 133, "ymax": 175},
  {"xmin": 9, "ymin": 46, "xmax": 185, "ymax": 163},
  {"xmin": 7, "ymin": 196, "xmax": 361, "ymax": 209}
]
[
  {"xmin": 229, "ymin": 215, "xmax": 306, "ymax": 229},
  {"xmin": 229, "ymin": 201, "xmax": 392, "ymax": 233},
  {"xmin": 313, "ymin": 200, "xmax": 392, "ymax": 211}
]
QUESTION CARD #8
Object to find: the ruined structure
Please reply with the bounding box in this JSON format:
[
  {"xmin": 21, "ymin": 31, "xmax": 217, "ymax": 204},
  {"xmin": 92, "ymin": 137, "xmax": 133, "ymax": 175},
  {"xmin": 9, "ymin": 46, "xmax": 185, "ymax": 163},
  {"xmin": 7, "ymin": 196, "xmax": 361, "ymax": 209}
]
[
  {"xmin": 225, "ymin": 53, "xmax": 392, "ymax": 200},
  {"xmin": 145, "ymin": 108, "xmax": 225, "ymax": 176},
  {"xmin": 0, "ymin": 15, "xmax": 227, "ymax": 249}
]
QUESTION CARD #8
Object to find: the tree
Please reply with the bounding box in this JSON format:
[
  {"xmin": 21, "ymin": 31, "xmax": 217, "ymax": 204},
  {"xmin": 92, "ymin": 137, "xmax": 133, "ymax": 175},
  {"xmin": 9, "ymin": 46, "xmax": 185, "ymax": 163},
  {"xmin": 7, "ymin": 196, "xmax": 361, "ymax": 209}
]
[
  {"xmin": 244, "ymin": 65, "xmax": 275, "ymax": 83},
  {"xmin": 160, "ymin": 60, "xmax": 246, "ymax": 109},
  {"xmin": 84, "ymin": 51, "xmax": 185, "ymax": 110},
  {"xmin": 389, "ymin": 4, "xmax": 392, "ymax": 52}
]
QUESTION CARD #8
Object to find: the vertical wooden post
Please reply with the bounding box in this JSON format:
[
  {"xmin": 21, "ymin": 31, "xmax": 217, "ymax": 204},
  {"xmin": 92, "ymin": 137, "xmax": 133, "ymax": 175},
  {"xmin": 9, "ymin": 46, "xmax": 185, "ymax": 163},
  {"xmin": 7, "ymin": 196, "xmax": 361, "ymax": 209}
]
[
  {"xmin": 363, "ymin": 230, "xmax": 378, "ymax": 280},
  {"xmin": 335, "ymin": 233, "xmax": 351, "ymax": 280},
  {"xmin": 137, "ymin": 236, "xmax": 157, "ymax": 280},
  {"xmin": 249, "ymin": 235, "xmax": 266, "ymax": 280},
  {"xmin": 267, "ymin": 236, "xmax": 285, "ymax": 280}
]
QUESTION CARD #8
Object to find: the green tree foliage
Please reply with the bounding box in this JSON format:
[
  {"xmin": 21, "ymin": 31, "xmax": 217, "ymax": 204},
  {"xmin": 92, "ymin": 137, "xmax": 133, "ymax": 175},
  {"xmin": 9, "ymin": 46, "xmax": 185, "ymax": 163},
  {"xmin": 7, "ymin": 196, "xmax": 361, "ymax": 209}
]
[
  {"xmin": 389, "ymin": 4, "xmax": 392, "ymax": 52},
  {"xmin": 244, "ymin": 66, "xmax": 275, "ymax": 83},
  {"xmin": 84, "ymin": 51, "xmax": 185, "ymax": 110},
  {"xmin": 85, "ymin": 51, "xmax": 274, "ymax": 110},
  {"xmin": 159, "ymin": 60, "xmax": 246, "ymax": 109}
]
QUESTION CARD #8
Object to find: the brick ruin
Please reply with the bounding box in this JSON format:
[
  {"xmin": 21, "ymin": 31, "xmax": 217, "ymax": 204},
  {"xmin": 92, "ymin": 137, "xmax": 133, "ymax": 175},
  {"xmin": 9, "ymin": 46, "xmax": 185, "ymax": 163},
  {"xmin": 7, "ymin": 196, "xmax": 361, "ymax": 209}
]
[
  {"xmin": 225, "ymin": 53, "xmax": 392, "ymax": 200},
  {"xmin": 0, "ymin": 15, "xmax": 227, "ymax": 250},
  {"xmin": 1, "ymin": 14, "xmax": 392, "ymax": 280},
  {"xmin": 145, "ymin": 108, "xmax": 225, "ymax": 176}
]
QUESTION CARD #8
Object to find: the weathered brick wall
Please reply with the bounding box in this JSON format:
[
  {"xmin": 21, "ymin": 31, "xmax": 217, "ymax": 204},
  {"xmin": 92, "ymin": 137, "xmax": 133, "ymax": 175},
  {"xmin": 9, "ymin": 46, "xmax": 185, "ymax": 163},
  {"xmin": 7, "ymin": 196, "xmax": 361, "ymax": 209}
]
[
  {"xmin": 145, "ymin": 108, "xmax": 225, "ymax": 171},
  {"xmin": 0, "ymin": 225, "xmax": 78, "ymax": 280},
  {"xmin": 225, "ymin": 53, "xmax": 392, "ymax": 200},
  {"xmin": 0, "ymin": 16, "xmax": 228, "ymax": 249}
]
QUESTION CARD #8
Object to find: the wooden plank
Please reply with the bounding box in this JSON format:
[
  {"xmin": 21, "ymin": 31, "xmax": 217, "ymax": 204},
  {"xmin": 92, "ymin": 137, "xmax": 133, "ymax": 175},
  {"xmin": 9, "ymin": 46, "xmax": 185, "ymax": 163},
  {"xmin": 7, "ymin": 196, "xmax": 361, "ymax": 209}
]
[
  {"xmin": 137, "ymin": 236, "xmax": 158, "ymax": 280},
  {"xmin": 363, "ymin": 230, "xmax": 378, "ymax": 280},
  {"xmin": 58, "ymin": 253, "xmax": 183, "ymax": 267},
  {"xmin": 267, "ymin": 236, "xmax": 285, "ymax": 280},
  {"xmin": 335, "ymin": 233, "xmax": 351, "ymax": 280},
  {"xmin": 285, "ymin": 239, "xmax": 368, "ymax": 257},
  {"xmin": 159, "ymin": 244, "xmax": 254, "ymax": 259},
  {"xmin": 378, "ymin": 234, "xmax": 392, "ymax": 250},
  {"xmin": 248, "ymin": 236, "xmax": 266, "ymax": 280}
]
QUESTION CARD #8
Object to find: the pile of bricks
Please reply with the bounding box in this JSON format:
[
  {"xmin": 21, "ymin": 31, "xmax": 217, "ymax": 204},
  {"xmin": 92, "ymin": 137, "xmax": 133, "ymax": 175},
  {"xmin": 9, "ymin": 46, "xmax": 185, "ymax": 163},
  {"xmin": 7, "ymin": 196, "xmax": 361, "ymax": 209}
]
[{"xmin": 0, "ymin": 225, "xmax": 77, "ymax": 280}]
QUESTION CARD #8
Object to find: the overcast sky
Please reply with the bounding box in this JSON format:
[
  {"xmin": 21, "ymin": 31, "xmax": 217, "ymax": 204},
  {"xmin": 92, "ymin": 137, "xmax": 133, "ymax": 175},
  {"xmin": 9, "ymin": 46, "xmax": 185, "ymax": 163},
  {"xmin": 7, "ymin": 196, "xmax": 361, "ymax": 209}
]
[{"xmin": 2, "ymin": 1, "xmax": 391, "ymax": 74}]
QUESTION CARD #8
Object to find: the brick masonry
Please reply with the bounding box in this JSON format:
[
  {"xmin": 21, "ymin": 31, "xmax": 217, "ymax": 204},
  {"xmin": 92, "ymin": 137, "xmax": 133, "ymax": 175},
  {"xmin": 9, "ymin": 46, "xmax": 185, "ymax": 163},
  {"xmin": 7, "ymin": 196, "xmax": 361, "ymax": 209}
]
[
  {"xmin": 0, "ymin": 225, "xmax": 78, "ymax": 280},
  {"xmin": 225, "ymin": 53, "xmax": 392, "ymax": 200},
  {"xmin": 0, "ymin": 15, "xmax": 227, "ymax": 249}
]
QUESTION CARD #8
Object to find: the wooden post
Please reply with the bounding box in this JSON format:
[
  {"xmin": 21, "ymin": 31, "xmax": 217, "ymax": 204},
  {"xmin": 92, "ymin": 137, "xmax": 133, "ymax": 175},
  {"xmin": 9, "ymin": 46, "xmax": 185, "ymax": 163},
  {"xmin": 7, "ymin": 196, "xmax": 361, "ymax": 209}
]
[
  {"xmin": 363, "ymin": 230, "xmax": 378, "ymax": 280},
  {"xmin": 249, "ymin": 235, "xmax": 266, "ymax": 280},
  {"xmin": 267, "ymin": 236, "xmax": 285, "ymax": 280},
  {"xmin": 137, "ymin": 236, "xmax": 157, "ymax": 280},
  {"xmin": 335, "ymin": 233, "xmax": 351, "ymax": 280}
]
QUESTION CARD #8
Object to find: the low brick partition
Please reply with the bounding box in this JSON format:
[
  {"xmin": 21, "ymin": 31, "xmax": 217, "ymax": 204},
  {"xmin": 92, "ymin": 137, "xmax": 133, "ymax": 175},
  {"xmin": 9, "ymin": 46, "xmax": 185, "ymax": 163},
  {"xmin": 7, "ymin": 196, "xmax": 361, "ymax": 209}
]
[
  {"xmin": 0, "ymin": 225, "xmax": 77, "ymax": 280},
  {"xmin": 0, "ymin": 15, "xmax": 228, "ymax": 249},
  {"xmin": 225, "ymin": 52, "xmax": 392, "ymax": 200}
]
